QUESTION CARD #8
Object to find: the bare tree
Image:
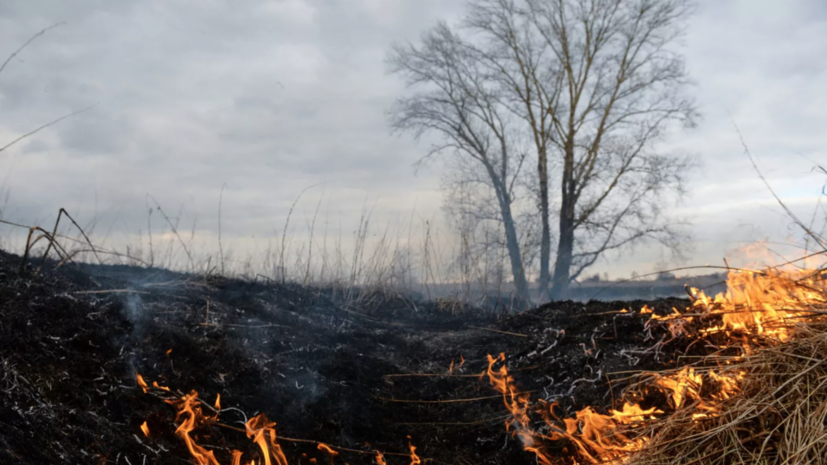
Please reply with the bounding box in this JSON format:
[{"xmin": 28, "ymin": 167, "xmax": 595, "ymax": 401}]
[
  {"xmin": 462, "ymin": 0, "xmax": 563, "ymax": 300},
  {"xmin": 387, "ymin": 23, "xmax": 533, "ymax": 306},
  {"xmin": 389, "ymin": 0, "xmax": 697, "ymax": 304},
  {"xmin": 460, "ymin": 0, "xmax": 698, "ymax": 299},
  {"xmin": 523, "ymin": 0, "xmax": 698, "ymax": 299}
]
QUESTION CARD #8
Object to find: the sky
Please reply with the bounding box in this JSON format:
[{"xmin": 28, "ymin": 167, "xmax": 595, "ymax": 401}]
[{"xmin": 0, "ymin": 0, "xmax": 825, "ymax": 280}]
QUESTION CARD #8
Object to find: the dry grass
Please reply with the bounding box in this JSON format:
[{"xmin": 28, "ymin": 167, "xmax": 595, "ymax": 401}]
[
  {"xmin": 630, "ymin": 320, "xmax": 827, "ymax": 465},
  {"xmin": 619, "ymin": 153, "xmax": 827, "ymax": 465},
  {"xmin": 0, "ymin": 196, "xmax": 527, "ymax": 312}
]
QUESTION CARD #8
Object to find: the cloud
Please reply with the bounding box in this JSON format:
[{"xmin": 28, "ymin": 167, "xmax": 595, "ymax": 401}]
[{"xmin": 0, "ymin": 0, "xmax": 824, "ymax": 279}]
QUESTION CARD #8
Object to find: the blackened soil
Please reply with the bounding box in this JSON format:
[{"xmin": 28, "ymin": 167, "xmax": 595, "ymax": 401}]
[{"xmin": 0, "ymin": 251, "xmax": 689, "ymax": 465}]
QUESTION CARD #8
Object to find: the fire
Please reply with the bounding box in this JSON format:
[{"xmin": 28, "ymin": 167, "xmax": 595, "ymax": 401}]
[
  {"xmin": 136, "ymin": 375, "xmax": 411, "ymax": 465},
  {"xmin": 245, "ymin": 413, "xmax": 289, "ymax": 465},
  {"xmin": 317, "ymin": 443, "xmax": 337, "ymax": 463},
  {"xmin": 684, "ymin": 268, "xmax": 826, "ymax": 342},
  {"xmin": 485, "ymin": 352, "xmax": 730, "ymax": 464},
  {"xmin": 136, "ymin": 373, "xmax": 148, "ymax": 393},
  {"xmin": 485, "ymin": 353, "xmax": 552, "ymax": 465},
  {"xmin": 153, "ymin": 380, "xmax": 170, "ymax": 391},
  {"xmin": 166, "ymin": 391, "xmax": 220, "ymax": 465},
  {"xmin": 133, "ymin": 258, "xmax": 823, "ymax": 465},
  {"xmin": 654, "ymin": 367, "xmax": 702, "ymax": 409},
  {"xmin": 484, "ymin": 264, "xmax": 826, "ymax": 464},
  {"xmin": 407, "ymin": 437, "xmax": 420, "ymax": 465}
]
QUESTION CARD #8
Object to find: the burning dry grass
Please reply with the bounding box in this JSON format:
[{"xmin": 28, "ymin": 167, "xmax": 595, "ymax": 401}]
[
  {"xmin": 482, "ymin": 264, "xmax": 827, "ymax": 464},
  {"xmin": 633, "ymin": 322, "xmax": 827, "ymax": 464},
  {"xmin": 615, "ymin": 266, "xmax": 827, "ymax": 465},
  {"xmin": 627, "ymin": 266, "xmax": 827, "ymax": 465}
]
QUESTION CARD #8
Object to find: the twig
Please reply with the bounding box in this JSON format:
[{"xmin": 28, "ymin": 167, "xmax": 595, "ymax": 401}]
[
  {"xmin": 567, "ymin": 369, "xmax": 603, "ymax": 395},
  {"xmin": 73, "ymin": 289, "xmax": 150, "ymax": 295},
  {"xmin": 730, "ymin": 116, "xmax": 827, "ymax": 251},
  {"xmin": 221, "ymin": 323, "xmax": 290, "ymax": 329},
  {"xmin": 395, "ymin": 414, "xmax": 511, "ymax": 427},
  {"xmin": 384, "ymin": 372, "xmax": 482, "ymax": 379},
  {"xmin": 468, "ymin": 325, "xmax": 528, "ymax": 338},
  {"xmin": 0, "ymin": 22, "xmax": 66, "ymax": 76},
  {"xmin": 0, "ymin": 106, "xmax": 95, "ymax": 154},
  {"xmin": 218, "ymin": 183, "xmax": 227, "ymax": 276},
  {"xmin": 146, "ymin": 195, "xmax": 194, "ymax": 271},
  {"xmin": 375, "ymin": 393, "xmax": 533, "ymax": 404},
  {"xmin": 38, "ymin": 208, "xmax": 103, "ymax": 271}
]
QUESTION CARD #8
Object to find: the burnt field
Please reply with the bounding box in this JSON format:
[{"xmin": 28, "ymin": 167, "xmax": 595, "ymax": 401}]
[{"xmin": 0, "ymin": 249, "xmax": 709, "ymax": 464}]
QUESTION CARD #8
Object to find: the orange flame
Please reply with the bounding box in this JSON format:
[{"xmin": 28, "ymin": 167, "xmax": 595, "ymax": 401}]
[
  {"xmin": 375, "ymin": 451, "xmax": 387, "ymax": 465},
  {"xmin": 317, "ymin": 443, "xmax": 338, "ymax": 463},
  {"xmin": 485, "ymin": 353, "xmax": 553, "ymax": 465},
  {"xmin": 407, "ymin": 437, "xmax": 420, "ymax": 465},
  {"xmin": 166, "ymin": 391, "xmax": 220, "ymax": 465},
  {"xmin": 483, "ymin": 265, "xmax": 827, "ymax": 464},
  {"xmin": 140, "ymin": 421, "xmax": 150, "ymax": 438},
  {"xmin": 215, "ymin": 393, "xmax": 221, "ymax": 411},
  {"xmin": 245, "ymin": 414, "xmax": 289, "ymax": 465},
  {"xmin": 136, "ymin": 373, "xmax": 148, "ymax": 393},
  {"xmin": 152, "ymin": 381, "xmax": 170, "ymax": 392}
]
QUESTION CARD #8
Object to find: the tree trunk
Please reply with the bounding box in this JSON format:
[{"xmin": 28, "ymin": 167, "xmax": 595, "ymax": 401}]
[
  {"xmin": 550, "ymin": 140, "xmax": 576, "ymax": 301},
  {"xmin": 502, "ymin": 205, "xmax": 531, "ymax": 310},
  {"xmin": 537, "ymin": 152, "xmax": 551, "ymax": 300},
  {"xmin": 492, "ymin": 177, "xmax": 532, "ymax": 310},
  {"xmin": 549, "ymin": 214, "xmax": 574, "ymax": 301}
]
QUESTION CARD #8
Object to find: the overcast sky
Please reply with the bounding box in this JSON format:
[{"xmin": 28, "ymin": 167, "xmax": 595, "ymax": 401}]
[{"xmin": 0, "ymin": 0, "xmax": 825, "ymax": 279}]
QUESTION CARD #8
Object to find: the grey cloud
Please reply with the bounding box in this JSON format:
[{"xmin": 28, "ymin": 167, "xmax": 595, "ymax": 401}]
[{"xmin": 0, "ymin": 0, "xmax": 825, "ymax": 278}]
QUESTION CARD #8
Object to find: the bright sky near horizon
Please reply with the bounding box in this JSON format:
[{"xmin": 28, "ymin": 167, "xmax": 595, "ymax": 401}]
[{"xmin": 0, "ymin": 0, "xmax": 825, "ymax": 279}]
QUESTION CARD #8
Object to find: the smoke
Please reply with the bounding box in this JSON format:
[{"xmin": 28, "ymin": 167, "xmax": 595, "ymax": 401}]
[{"xmin": 122, "ymin": 291, "xmax": 148, "ymax": 372}]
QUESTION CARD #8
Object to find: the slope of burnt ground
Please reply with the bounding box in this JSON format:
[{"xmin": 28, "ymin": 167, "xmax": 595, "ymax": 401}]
[{"xmin": 0, "ymin": 250, "xmax": 688, "ymax": 465}]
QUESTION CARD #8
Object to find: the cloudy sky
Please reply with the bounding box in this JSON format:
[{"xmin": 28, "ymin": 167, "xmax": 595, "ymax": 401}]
[{"xmin": 0, "ymin": 0, "xmax": 825, "ymax": 279}]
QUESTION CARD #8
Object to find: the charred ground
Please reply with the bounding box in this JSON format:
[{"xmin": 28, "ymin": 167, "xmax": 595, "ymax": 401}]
[{"xmin": 0, "ymin": 250, "xmax": 689, "ymax": 464}]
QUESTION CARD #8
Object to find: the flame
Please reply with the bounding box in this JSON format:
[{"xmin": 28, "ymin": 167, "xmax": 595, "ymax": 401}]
[
  {"xmin": 166, "ymin": 391, "xmax": 220, "ymax": 465},
  {"xmin": 407, "ymin": 437, "xmax": 420, "ymax": 465},
  {"xmin": 136, "ymin": 373, "xmax": 148, "ymax": 393},
  {"xmin": 483, "ymin": 264, "xmax": 827, "ymax": 464},
  {"xmin": 485, "ymin": 353, "xmax": 663, "ymax": 464},
  {"xmin": 215, "ymin": 394, "xmax": 221, "ymax": 411},
  {"xmin": 140, "ymin": 421, "xmax": 150, "ymax": 437},
  {"xmin": 136, "ymin": 372, "xmax": 172, "ymax": 393},
  {"xmin": 231, "ymin": 451, "xmax": 244, "ymax": 465},
  {"xmin": 485, "ymin": 353, "xmax": 755, "ymax": 463},
  {"xmin": 485, "ymin": 353, "xmax": 552, "ymax": 464},
  {"xmin": 682, "ymin": 268, "xmax": 826, "ymax": 343},
  {"xmin": 449, "ymin": 354, "xmax": 466, "ymax": 373},
  {"xmin": 317, "ymin": 443, "xmax": 337, "ymax": 463},
  {"xmin": 153, "ymin": 381, "xmax": 171, "ymax": 392},
  {"xmin": 245, "ymin": 414, "xmax": 289, "ymax": 465},
  {"xmin": 375, "ymin": 451, "xmax": 387, "ymax": 465},
  {"xmin": 609, "ymin": 403, "xmax": 662, "ymax": 425}
]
